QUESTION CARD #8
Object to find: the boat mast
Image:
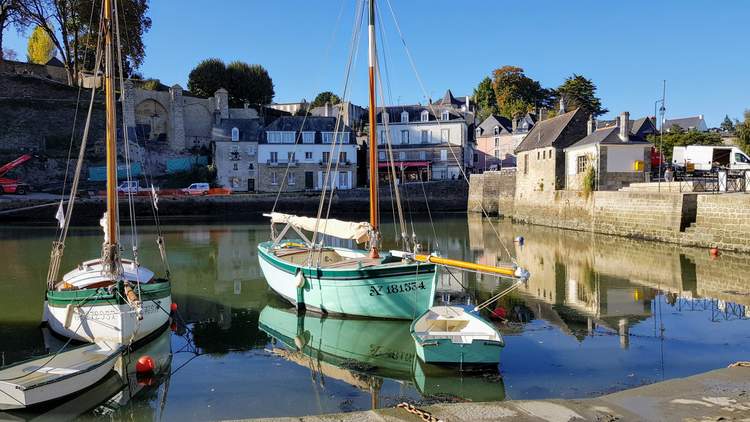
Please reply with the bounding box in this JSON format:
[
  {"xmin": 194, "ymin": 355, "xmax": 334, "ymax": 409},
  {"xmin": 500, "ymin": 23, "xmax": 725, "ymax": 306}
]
[
  {"xmin": 367, "ymin": 0, "xmax": 380, "ymax": 258},
  {"xmin": 103, "ymin": 0, "xmax": 119, "ymax": 268}
]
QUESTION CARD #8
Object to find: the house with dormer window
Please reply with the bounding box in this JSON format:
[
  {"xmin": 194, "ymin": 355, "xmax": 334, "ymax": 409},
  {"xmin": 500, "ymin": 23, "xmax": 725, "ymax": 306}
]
[
  {"xmin": 214, "ymin": 118, "xmax": 263, "ymax": 192},
  {"xmin": 370, "ymin": 89, "xmax": 475, "ymax": 182}
]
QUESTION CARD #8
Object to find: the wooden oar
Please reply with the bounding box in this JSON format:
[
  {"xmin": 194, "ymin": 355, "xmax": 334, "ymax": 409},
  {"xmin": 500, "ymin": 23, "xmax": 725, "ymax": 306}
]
[{"xmin": 389, "ymin": 250, "xmax": 529, "ymax": 280}]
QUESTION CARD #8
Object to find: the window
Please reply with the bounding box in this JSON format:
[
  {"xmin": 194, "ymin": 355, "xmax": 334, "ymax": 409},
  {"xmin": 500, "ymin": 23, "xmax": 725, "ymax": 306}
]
[
  {"xmin": 288, "ymin": 172, "xmax": 296, "ymax": 185},
  {"xmin": 493, "ymin": 126, "xmax": 499, "ymax": 135},
  {"xmin": 401, "ymin": 111, "xmax": 409, "ymax": 123},
  {"xmin": 537, "ymin": 151, "xmax": 540, "ymax": 159},
  {"xmin": 338, "ymin": 171, "xmax": 348, "ymax": 188},
  {"xmin": 441, "ymin": 111, "xmax": 449, "ymax": 121},
  {"xmin": 421, "ymin": 130, "xmax": 429, "ymax": 144},
  {"xmin": 379, "ymin": 130, "xmax": 386, "ymax": 145},
  {"xmin": 549, "ymin": 149, "xmax": 553, "ymax": 159},
  {"xmin": 494, "ymin": 150, "xmax": 500, "ymax": 158},
  {"xmin": 271, "ymin": 172, "xmax": 278, "ymax": 185},
  {"xmin": 246, "ymin": 145, "xmax": 256, "ymax": 155},
  {"xmin": 576, "ymin": 155, "xmax": 589, "ymax": 174},
  {"xmin": 339, "ymin": 151, "xmax": 347, "ymax": 162},
  {"xmin": 267, "ymin": 131, "xmax": 295, "ymax": 143},
  {"xmin": 474, "ymin": 153, "xmax": 479, "ymax": 162},
  {"xmin": 542, "ymin": 150, "xmax": 546, "ymax": 159},
  {"xmin": 441, "ymin": 128, "xmax": 450, "ymax": 143},
  {"xmin": 322, "ymin": 151, "xmax": 330, "ymax": 163},
  {"xmin": 736, "ymin": 153, "xmax": 750, "ymax": 164},
  {"xmin": 494, "ymin": 138, "xmax": 499, "ymax": 147},
  {"xmin": 421, "ymin": 110, "xmax": 429, "ymax": 122},
  {"xmin": 233, "ymin": 163, "xmax": 238, "ymax": 171},
  {"xmin": 379, "ymin": 151, "xmax": 386, "ymax": 160},
  {"xmin": 440, "ymin": 150, "xmax": 447, "ymax": 161},
  {"xmin": 302, "ymin": 131, "xmax": 315, "ymax": 144},
  {"xmin": 401, "ymin": 130, "xmax": 409, "ymax": 144},
  {"xmin": 476, "ymin": 128, "xmax": 482, "ymax": 137},
  {"xmin": 524, "ymin": 154, "xmax": 528, "ymax": 175},
  {"xmin": 399, "ymin": 151, "xmax": 406, "ymax": 161},
  {"xmin": 382, "ymin": 111, "xmax": 389, "ymax": 123},
  {"xmin": 287, "ymin": 152, "xmax": 295, "ymax": 162},
  {"xmin": 270, "ymin": 152, "xmax": 278, "ymax": 163},
  {"xmin": 419, "ymin": 151, "xmax": 427, "ymax": 160},
  {"xmin": 305, "ymin": 151, "xmax": 313, "ymax": 160},
  {"xmin": 231, "ymin": 127, "xmax": 240, "ymax": 142}
]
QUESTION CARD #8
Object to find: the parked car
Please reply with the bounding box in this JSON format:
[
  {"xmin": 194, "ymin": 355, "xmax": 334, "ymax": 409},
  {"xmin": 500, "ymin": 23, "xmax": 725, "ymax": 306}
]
[
  {"xmin": 672, "ymin": 146, "xmax": 750, "ymax": 175},
  {"xmin": 182, "ymin": 182, "xmax": 210, "ymax": 195},
  {"xmin": 116, "ymin": 181, "xmax": 143, "ymax": 194}
]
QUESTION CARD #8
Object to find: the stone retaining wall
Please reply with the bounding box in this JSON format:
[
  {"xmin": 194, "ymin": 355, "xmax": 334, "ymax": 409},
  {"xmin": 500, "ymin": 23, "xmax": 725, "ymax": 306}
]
[
  {"xmin": 467, "ymin": 170, "xmax": 515, "ymax": 216},
  {"xmin": 682, "ymin": 193, "xmax": 750, "ymax": 252}
]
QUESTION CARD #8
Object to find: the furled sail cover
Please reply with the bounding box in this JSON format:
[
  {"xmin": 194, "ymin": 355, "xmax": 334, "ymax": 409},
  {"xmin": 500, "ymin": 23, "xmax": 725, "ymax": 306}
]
[{"xmin": 270, "ymin": 212, "xmax": 372, "ymax": 243}]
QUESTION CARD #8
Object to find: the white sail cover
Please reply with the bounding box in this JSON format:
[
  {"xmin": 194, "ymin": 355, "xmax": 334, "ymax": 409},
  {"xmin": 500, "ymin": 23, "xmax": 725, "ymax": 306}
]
[{"xmin": 270, "ymin": 212, "xmax": 372, "ymax": 243}]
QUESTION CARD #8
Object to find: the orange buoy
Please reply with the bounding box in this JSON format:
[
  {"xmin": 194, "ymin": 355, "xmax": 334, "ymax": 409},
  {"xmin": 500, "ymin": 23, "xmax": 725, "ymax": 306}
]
[
  {"xmin": 136, "ymin": 355, "xmax": 155, "ymax": 374},
  {"xmin": 170, "ymin": 303, "xmax": 178, "ymax": 313},
  {"xmin": 710, "ymin": 247, "xmax": 720, "ymax": 257},
  {"xmin": 170, "ymin": 321, "xmax": 177, "ymax": 332}
]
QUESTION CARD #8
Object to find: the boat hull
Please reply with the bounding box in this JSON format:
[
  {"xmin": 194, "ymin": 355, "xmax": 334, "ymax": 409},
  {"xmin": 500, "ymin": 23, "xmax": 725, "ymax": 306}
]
[
  {"xmin": 413, "ymin": 337, "xmax": 503, "ymax": 365},
  {"xmin": 258, "ymin": 242, "xmax": 437, "ymax": 319},
  {"xmin": 44, "ymin": 282, "xmax": 171, "ymax": 347}
]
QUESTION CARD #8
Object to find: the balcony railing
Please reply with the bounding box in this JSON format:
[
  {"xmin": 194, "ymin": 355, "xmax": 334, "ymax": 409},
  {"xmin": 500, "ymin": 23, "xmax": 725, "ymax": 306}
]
[{"xmin": 267, "ymin": 159, "xmax": 298, "ymax": 167}]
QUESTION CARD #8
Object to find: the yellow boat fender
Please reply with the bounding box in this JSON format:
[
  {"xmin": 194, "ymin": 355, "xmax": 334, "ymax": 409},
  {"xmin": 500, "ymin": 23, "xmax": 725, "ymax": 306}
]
[{"xmin": 295, "ymin": 270, "xmax": 306, "ymax": 288}]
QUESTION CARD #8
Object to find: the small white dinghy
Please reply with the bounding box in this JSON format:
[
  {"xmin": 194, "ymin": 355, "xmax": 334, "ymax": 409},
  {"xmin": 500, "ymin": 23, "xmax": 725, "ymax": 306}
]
[
  {"xmin": 411, "ymin": 306, "xmax": 504, "ymax": 366},
  {"xmin": 0, "ymin": 343, "xmax": 123, "ymax": 410}
]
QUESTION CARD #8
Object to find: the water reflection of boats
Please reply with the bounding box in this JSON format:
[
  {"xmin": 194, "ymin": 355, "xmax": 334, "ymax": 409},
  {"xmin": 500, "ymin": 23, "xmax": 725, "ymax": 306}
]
[
  {"xmin": 258, "ymin": 304, "xmax": 504, "ymax": 404},
  {"xmin": 0, "ymin": 328, "xmax": 172, "ymax": 421}
]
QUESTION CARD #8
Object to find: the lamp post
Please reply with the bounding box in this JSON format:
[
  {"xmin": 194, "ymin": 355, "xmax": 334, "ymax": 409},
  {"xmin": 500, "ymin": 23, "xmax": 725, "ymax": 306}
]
[{"xmin": 659, "ymin": 81, "xmax": 666, "ymax": 191}]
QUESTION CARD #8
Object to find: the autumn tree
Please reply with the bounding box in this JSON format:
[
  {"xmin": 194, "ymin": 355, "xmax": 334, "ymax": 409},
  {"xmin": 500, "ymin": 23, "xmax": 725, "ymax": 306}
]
[
  {"xmin": 26, "ymin": 24, "xmax": 54, "ymax": 63},
  {"xmin": 472, "ymin": 76, "xmax": 498, "ymax": 121},
  {"xmin": 491, "ymin": 66, "xmax": 550, "ymax": 118},
  {"xmin": 187, "ymin": 58, "xmax": 227, "ymax": 98},
  {"xmin": 310, "ymin": 91, "xmax": 341, "ymax": 108},
  {"xmin": 225, "ymin": 61, "xmax": 274, "ymax": 106},
  {"xmin": 18, "ymin": 0, "xmax": 151, "ymax": 84},
  {"xmin": 555, "ymin": 74, "xmax": 607, "ymax": 117}
]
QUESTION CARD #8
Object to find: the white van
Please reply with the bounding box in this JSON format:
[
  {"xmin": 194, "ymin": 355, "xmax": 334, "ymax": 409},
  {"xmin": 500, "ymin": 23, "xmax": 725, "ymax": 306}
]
[
  {"xmin": 116, "ymin": 181, "xmax": 142, "ymax": 194},
  {"xmin": 182, "ymin": 182, "xmax": 210, "ymax": 195},
  {"xmin": 672, "ymin": 146, "xmax": 750, "ymax": 174}
]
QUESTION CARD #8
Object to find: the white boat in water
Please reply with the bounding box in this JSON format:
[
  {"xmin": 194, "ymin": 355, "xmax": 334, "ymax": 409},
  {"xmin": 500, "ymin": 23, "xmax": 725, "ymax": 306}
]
[
  {"xmin": 42, "ymin": 0, "xmax": 172, "ymax": 346},
  {"xmin": 411, "ymin": 306, "xmax": 504, "ymax": 366},
  {"xmin": 0, "ymin": 344, "xmax": 123, "ymax": 410}
]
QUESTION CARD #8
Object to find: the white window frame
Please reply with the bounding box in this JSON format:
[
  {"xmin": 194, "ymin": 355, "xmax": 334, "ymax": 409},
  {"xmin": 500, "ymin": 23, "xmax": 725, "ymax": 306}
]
[
  {"xmin": 441, "ymin": 128, "xmax": 450, "ymax": 143},
  {"xmin": 378, "ymin": 151, "xmax": 386, "ymax": 161},
  {"xmin": 441, "ymin": 111, "xmax": 450, "ymax": 121},
  {"xmin": 302, "ymin": 131, "xmax": 315, "ymax": 144},
  {"xmin": 401, "ymin": 110, "xmax": 409, "ymax": 123},
  {"xmin": 401, "ymin": 130, "xmax": 409, "ymax": 144},
  {"xmin": 270, "ymin": 151, "xmax": 278, "ymax": 163},
  {"xmin": 304, "ymin": 151, "xmax": 313, "ymax": 160},
  {"xmin": 399, "ymin": 151, "xmax": 406, "ymax": 161},
  {"xmin": 231, "ymin": 127, "xmax": 240, "ymax": 142},
  {"xmin": 270, "ymin": 171, "xmax": 278, "ymax": 185},
  {"xmin": 421, "ymin": 130, "xmax": 429, "ymax": 144},
  {"xmin": 288, "ymin": 172, "xmax": 296, "ymax": 185},
  {"xmin": 440, "ymin": 149, "xmax": 448, "ymax": 161},
  {"xmin": 421, "ymin": 110, "xmax": 429, "ymax": 122}
]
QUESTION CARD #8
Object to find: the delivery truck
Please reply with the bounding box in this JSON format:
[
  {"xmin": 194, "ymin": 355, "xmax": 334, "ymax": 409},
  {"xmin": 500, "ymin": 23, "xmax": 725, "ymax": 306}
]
[{"xmin": 672, "ymin": 145, "xmax": 750, "ymax": 175}]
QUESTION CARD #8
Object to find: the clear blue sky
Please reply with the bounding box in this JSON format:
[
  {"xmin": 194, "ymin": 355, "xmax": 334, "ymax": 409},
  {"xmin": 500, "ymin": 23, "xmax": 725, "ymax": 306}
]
[{"xmin": 4, "ymin": 0, "xmax": 748, "ymax": 126}]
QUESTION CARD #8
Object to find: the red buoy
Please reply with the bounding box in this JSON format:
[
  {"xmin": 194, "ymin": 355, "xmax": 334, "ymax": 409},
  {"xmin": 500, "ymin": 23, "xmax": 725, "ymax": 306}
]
[
  {"xmin": 490, "ymin": 306, "xmax": 507, "ymax": 320},
  {"xmin": 710, "ymin": 247, "xmax": 720, "ymax": 257},
  {"xmin": 136, "ymin": 355, "xmax": 155, "ymax": 374},
  {"xmin": 170, "ymin": 303, "xmax": 178, "ymax": 313},
  {"xmin": 170, "ymin": 321, "xmax": 177, "ymax": 332}
]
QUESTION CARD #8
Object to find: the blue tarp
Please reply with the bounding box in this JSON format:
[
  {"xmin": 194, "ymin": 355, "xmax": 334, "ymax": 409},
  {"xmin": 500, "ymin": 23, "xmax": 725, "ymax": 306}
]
[
  {"xmin": 88, "ymin": 163, "xmax": 142, "ymax": 181},
  {"xmin": 166, "ymin": 156, "xmax": 208, "ymax": 174}
]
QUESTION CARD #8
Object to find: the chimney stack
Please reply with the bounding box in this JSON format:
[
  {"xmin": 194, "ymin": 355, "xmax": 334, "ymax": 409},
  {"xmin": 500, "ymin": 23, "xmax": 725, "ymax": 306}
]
[
  {"xmin": 540, "ymin": 107, "xmax": 548, "ymax": 121},
  {"xmin": 324, "ymin": 102, "xmax": 331, "ymax": 117},
  {"xmin": 559, "ymin": 96, "xmax": 566, "ymax": 114},
  {"xmin": 618, "ymin": 111, "xmax": 630, "ymax": 141},
  {"xmin": 587, "ymin": 115, "xmax": 596, "ymax": 135},
  {"xmin": 465, "ymin": 95, "xmax": 471, "ymax": 111},
  {"xmin": 512, "ymin": 117, "xmax": 518, "ymax": 133}
]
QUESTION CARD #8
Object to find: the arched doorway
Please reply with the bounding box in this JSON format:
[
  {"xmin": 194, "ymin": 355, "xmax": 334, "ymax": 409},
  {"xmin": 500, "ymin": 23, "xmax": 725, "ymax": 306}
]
[{"xmin": 135, "ymin": 99, "xmax": 169, "ymax": 142}]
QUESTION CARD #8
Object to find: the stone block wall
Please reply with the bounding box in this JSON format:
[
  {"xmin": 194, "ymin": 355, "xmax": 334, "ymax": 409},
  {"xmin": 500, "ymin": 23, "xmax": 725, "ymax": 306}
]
[
  {"xmin": 467, "ymin": 169, "xmax": 516, "ymax": 216},
  {"xmin": 682, "ymin": 193, "xmax": 750, "ymax": 252}
]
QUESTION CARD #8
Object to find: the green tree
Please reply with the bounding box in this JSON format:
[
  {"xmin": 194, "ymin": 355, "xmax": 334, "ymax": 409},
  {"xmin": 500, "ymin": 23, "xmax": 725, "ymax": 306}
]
[
  {"xmin": 187, "ymin": 58, "xmax": 227, "ymax": 98},
  {"xmin": 720, "ymin": 115, "xmax": 735, "ymax": 133},
  {"xmin": 491, "ymin": 66, "xmax": 550, "ymax": 118},
  {"xmin": 310, "ymin": 91, "xmax": 341, "ymax": 108},
  {"xmin": 225, "ymin": 61, "xmax": 274, "ymax": 106},
  {"xmin": 555, "ymin": 74, "xmax": 607, "ymax": 117},
  {"xmin": 735, "ymin": 110, "xmax": 750, "ymax": 155},
  {"xmin": 648, "ymin": 125, "xmax": 723, "ymax": 161},
  {"xmin": 18, "ymin": 0, "xmax": 151, "ymax": 84},
  {"xmin": 1, "ymin": 0, "xmax": 27, "ymax": 60},
  {"xmin": 472, "ymin": 76, "xmax": 498, "ymax": 121},
  {"xmin": 26, "ymin": 24, "xmax": 55, "ymax": 63}
]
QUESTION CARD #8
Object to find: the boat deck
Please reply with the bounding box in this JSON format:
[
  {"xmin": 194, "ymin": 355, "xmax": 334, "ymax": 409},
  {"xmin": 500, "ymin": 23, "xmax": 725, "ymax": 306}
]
[{"xmin": 272, "ymin": 247, "xmax": 406, "ymax": 270}]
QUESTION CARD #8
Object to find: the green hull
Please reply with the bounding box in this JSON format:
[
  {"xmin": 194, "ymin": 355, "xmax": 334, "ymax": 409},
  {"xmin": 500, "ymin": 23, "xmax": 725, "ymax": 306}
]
[
  {"xmin": 46, "ymin": 281, "xmax": 172, "ymax": 307},
  {"xmin": 257, "ymin": 242, "xmax": 437, "ymax": 319}
]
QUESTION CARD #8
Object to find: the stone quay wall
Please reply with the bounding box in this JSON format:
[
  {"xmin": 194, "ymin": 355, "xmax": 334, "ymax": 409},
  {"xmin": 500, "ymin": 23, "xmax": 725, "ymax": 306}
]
[
  {"xmin": 467, "ymin": 170, "xmax": 516, "ymax": 216},
  {"xmin": 682, "ymin": 193, "xmax": 750, "ymax": 253}
]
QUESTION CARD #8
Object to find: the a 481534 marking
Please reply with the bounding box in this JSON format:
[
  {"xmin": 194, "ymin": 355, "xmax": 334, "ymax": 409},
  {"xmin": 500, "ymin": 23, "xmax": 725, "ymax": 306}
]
[{"xmin": 369, "ymin": 281, "xmax": 426, "ymax": 296}]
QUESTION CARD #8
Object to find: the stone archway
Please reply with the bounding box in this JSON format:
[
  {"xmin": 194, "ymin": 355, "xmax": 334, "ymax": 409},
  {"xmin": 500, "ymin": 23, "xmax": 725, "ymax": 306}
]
[{"xmin": 135, "ymin": 99, "xmax": 169, "ymax": 142}]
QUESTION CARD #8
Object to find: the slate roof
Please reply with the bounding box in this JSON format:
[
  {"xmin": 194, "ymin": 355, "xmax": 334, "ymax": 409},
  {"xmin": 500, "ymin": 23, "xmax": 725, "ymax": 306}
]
[
  {"xmin": 432, "ymin": 89, "xmax": 466, "ymax": 107},
  {"xmin": 476, "ymin": 115, "xmax": 512, "ymax": 136},
  {"xmin": 664, "ymin": 116, "xmax": 705, "ymax": 131},
  {"xmin": 264, "ymin": 115, "xmax": 353, "ymax": 132},
  {"xmin": 374, "ymin": 104, "xmax": 466, "ymax": 124},
  {"xmin": 515, "ymin": 109, "xmax": 586, "ymax": 153},
  {"xmin": 567, "ymin": 126, "xmax": 651, "ymax": 149},
  {"xmin": 45, "ymin": 57, "xmax": 64, "ymax": 67},
  {"xmin": 630, "ymin": 117, "xmax": 657, "ymax": 137},
  {"xmin": 213, "ymin": 118, "xmax": 264, "ymax": 142}
]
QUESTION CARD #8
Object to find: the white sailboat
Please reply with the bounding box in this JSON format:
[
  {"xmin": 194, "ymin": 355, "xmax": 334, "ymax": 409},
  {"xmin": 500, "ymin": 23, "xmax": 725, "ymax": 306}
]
[{"xmin": 42, "ymin": 0, "xmax": 172, "ymax": 346}]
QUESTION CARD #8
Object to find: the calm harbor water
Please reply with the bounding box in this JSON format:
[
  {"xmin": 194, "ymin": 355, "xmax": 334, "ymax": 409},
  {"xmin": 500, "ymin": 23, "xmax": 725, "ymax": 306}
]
[{"xmin": 1, "ymin": 215, "xmax": 749, "ymax": 420}]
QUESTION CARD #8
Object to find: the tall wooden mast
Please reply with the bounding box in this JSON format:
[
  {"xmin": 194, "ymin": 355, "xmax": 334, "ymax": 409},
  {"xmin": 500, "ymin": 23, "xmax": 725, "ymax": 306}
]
[
  {"xmin": 103, "ymin": 0, "xmax": 119, "ymax": 265},
  {"xmin": 367, "ymin": 0, "xmax": 379, "ymax": 258}
]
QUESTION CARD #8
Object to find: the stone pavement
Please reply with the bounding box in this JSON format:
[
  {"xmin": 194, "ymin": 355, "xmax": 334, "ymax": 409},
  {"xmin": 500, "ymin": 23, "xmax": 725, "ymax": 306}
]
[{"xmin": 240, "ymin": 365, "xmax": 750, "ymax": 422}]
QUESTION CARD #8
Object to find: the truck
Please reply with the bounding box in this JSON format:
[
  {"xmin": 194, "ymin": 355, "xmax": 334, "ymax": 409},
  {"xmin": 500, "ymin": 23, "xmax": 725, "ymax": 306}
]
[
  {"xmin": 0, "ymin": 154, "xmax": 32, "ymax": 195},
  {"xmin": 672, "ymin": 145, "xmax": 750, "ymax": 175}
]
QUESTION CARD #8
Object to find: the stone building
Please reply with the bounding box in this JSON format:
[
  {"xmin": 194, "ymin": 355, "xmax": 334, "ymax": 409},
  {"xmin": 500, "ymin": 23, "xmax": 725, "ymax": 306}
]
[
  {"xmin": 664, "ymin": 115, "xmax": 708, "ymax": 132},
  {"xmin": 213, "ymin": 118, "xmax": 264, "ymax": 191},
  {"xmin": 565, "ymin": 112, "xmax": 652, "ymax": 191},
  {"xmin": 257, "ymin": 116, "xmax": 357, "ymax": 193},
  {"xmin": 0, "ymin": 58, "xmax": 69, "ymax": 84},
  {"xmin": 475, "ymin": 113, "xmax": 535, "ymax": 171},
  {"xmin": 372, "ymin": 90, "xmax": 475, "ymax": 182},
  {"xmin": 514, "ymin": 108, "xmax": 589, "ymax": 199},
  {"xmin": 309, "ymin": 101, "xmax": 366, "ymax": 130},
  {"xmin": 267, "ymin": 100, "xmax": 309, "ymax": 115}
]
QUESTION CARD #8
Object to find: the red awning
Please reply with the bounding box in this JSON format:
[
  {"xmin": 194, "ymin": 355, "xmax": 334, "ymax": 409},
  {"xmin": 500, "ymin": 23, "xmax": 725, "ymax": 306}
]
[{"xmin": 377, "ymin": 161, "xmax": 431, "ymax": 168}]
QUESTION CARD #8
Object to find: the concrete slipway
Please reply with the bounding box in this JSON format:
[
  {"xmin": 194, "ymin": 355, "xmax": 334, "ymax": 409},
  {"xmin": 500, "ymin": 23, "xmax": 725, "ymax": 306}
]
[{"xmin": 239, "ymin": 364, "xmax": 750, "ymax": 422}]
